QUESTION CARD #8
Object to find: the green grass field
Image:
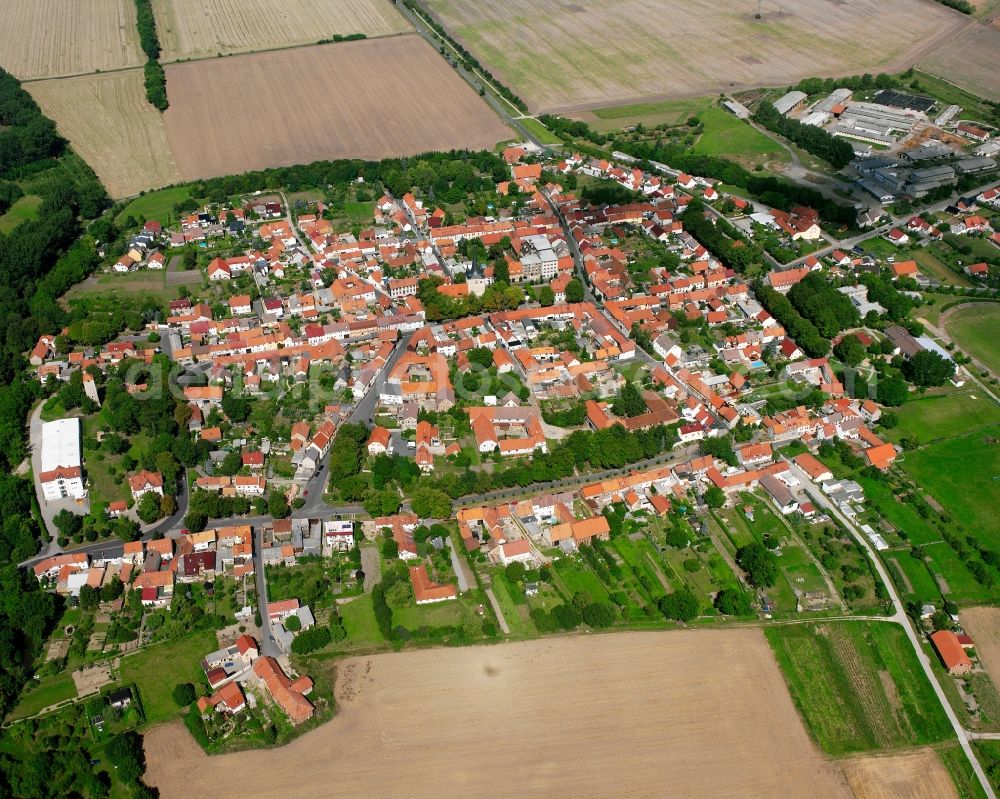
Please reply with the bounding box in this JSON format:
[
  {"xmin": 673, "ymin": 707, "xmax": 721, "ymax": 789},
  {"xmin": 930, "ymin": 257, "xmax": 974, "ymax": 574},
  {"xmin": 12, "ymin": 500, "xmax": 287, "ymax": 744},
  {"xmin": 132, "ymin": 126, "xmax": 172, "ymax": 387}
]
[
  {"xmin": 903, "ymin": 429, "xmax": 1000, "ymax": 549},
  {"xmin": 889, "ymin": 389, "xmax": 1000, "ymax": 445},
  {"xmin": 911, "ymin": 71, "xmax": 996, "ymax": 124},
  {"xmin": 489, "ymin": 574, "xmax": 535, "ymax": 636},
  {"xmin": 115, "ymin": 186, "xmax": 193, "ymax": 226},
  {"xmin": 766, "ymin": 621, "xmax": 953, "ymax": 755},
  {"xmin": 692, "ymin": 107, "xmax": 787, "ymax": 166},
  {"xmin": 520, "ymin": 117, "xmax": 563, "ymax": 145},
  {"xmin": 7, "ymin": 671, "xmax": 77, "ymax": 721},
  {"xmin": 974, "ymin": 740, "xmax": 1000, "ymax": 797},
  {"xmin": 585, "ymin": 96, "xmax": 715, "ymax": 132},
  {"xmin": 939, "ymin": 744, "xmax": 990, "ymax": 799},
  {"xmin": 339, "ymin": 594, "xmax": 385, "ymax": 647},
  {"xmin": 923, "ymin": 541, "xmax": 995, "ymax": 605},
  {"xmin": 392, "ymin": 598, "xmax": 465, "ymax": 630},
  {"xmin": 911, "ymin": 249, "xmax": 973, "ymax": 288},
  {"xmin": 858, "ymin": 476, "xmax": 942, "ymax": 547},
  {"xmin": 887, "ymin": 553, "xmax": 942, "ymax": 604},
  {"xmin": 778, "ymin": 544, "xmax": 829, "ymax": 596},
  {"xmin": 64, "ymin": 272, "xmax": 180, "ymax": 303},
  {"xmin": 0, "ymin": 194, "xmax": 42, "ymax": 233},
  {"xmin": 945, "ymin": 304, "xmax": 1000, "ymax": 377},
  {"xmin": 118, "ymin": 630, "xmax": 217, "ymax": 726},
  {"xmin": 552, "ymin": 557, "xmax": 610, "ymax": 602}
]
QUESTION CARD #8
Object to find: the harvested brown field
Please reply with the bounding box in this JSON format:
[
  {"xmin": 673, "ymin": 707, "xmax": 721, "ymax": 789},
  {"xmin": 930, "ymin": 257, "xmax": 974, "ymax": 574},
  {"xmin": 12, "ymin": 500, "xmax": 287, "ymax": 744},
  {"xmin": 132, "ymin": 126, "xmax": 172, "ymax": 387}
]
[
  {"xmin": 144, "ymin": 630, "xmax": 853, "ymax": 799},
  {"xmin": 919, "ymin": 24, "xmax": 1000, "ymax": 101},
  {"xmin": 27, "ymin": 72, "xmax": 181, "ymax": 199},
  {"xmin": 152, "ymin": 0, "xmax": 412, "ymax": 61},
  {"xmin": 961, "ymin": 606, "xmax": 1000, "ymax": 685},
  {"xmin": 423, "ymin": 0, "xmax": 970, "ymax": 112},
  {"xmin": 0, "ymin": 0, "xmax": 144, "ymax": 80},
  {"xmin": 843, "ymin": 749, "xmax": 958, "ymax": 799},
  {"xmin": 162, "ymin": 37, "xmax": 511, "ymax": 183}
]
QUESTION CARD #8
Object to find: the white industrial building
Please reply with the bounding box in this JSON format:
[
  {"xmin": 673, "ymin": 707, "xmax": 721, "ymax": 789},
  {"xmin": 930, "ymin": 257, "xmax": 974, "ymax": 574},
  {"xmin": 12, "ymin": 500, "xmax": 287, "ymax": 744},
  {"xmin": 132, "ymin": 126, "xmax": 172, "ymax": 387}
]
[{"xmin": 39, "ymin": 418, "xmax": 86, "ymax": 501}]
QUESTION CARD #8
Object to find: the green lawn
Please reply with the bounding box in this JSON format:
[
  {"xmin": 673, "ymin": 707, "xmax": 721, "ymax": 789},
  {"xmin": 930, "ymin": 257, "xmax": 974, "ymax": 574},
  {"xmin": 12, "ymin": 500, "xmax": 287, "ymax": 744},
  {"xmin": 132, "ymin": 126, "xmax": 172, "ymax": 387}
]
[
  {"xmin": 338, "ymin": 595, "xmax": 385, "ymax": 646},
  {"xmin": 765, "ymin": 621, "xmax": 953, "ymax": 755},
  {"xmin": 912, "ymin": 249, "xmax": 973, "ymax": 287},
  {"xmin": 939, "ymin": 744, "xmax": 990, "ymax": 799},
  {"xmin": 520, "ymin": 117, "xmax": 563, "ymax": 145},
  {"xmin": 337, "ymin": 200, "xmax": 375, "ymax": 225},
  {"xmin": 65, "ymin": 271, "xmax": 179, "ymax": 302},
  {"xmin": 923, "ymin": 542, "xmax": 996, "ymax": 605},
  {"xmin": 0, "ymin": 194, "xmax": 42, "ymax": 233},
  {"xmin": 587, "ymin": 96, "xmax": 715, "ymax": 132},
  {"xmin": 889, "ymin": 388, "xmax": 1000, "ymax": 444},
  {"xmin": 911, "ymin": 70, "xmax": 996, "ymax": 124},
  {"xmin": 489, "ymin": 574, "xmax": 535, "ymax": 637},
  {"xmin": 733, "ymin": 493, "xmax": 788, "ymax": 542},
  {"xmin": 887, "ymin": 553, "xmax": 942, "ymax": 604},
  {"xmin": 392, "ymin": 599, "xmax": 464, "ymax": 630},
  {"xmin": 903, "ymin": 429, "xmax": 1000, "ymax": 548},
  {"xmin": 945, "ymin": 303, "xmax": 1000, "ymax": 377},
  {"xmin": 118, "ymin": 630, "xmax": 217, "ymax": 726},
  {"xmin": 975, "ymin": 740, "xmax": 1000, "ymax": 797},
  {"xmin": 778, "ymin": 544, "xmax": 828, "ymax": 596},
  {"xmin": 115, "ymin": 186, "xmax": 193, "ymax": 226},
  {"xmin": 552, "ymin": 557, "xmax": 610, "ymax": 602},
  {"xmin": 858, "ymin": 476, "xmax": 942, "ymax": 547},
  {"xmin": 612, "ymin": 537, "xmax": 666, "ymax": 599},
  {"xmin": 692, "ymin": 107, "xmax": 787, "ymax": 165},
  {"xmin": 7, "ymin": 671, "xmax": 77, "ymax": 721}
]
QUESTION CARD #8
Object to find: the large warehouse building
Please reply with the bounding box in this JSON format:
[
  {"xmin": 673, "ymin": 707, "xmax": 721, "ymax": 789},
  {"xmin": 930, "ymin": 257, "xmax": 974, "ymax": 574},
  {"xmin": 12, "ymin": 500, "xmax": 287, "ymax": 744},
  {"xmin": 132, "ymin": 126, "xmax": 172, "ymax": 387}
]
[{"xmin": 39, "ymin": 418, "xmax": 86, "ymax": 501}]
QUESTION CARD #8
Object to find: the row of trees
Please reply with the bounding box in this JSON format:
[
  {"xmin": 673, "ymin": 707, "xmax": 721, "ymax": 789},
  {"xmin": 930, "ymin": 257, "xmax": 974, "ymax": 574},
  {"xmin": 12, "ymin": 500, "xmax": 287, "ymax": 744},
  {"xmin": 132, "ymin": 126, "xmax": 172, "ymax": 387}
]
[
  {"xmin": 134, "ymin": 0, "xmax": 167, "ymax": 110},
  {"xmin": 792, "ymin": 72, "xmax": 900, "ymax": 97},
  {"xmin": 618, "ymin": 135, "xmax": 857, "ymax": 227},
  {"xmin": 753, "ymin": 101, "xmax": 854, "ymax": 169},
  {"xmin": 399, "ymin": 0, "xmax": 527, "ymax": 112}
]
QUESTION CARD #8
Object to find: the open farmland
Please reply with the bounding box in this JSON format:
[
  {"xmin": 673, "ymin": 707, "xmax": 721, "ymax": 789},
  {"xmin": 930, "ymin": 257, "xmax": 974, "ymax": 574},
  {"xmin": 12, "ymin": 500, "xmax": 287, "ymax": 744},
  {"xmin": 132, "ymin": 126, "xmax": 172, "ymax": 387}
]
[
  {"xmin": 0, "ymin": 0, "xmax": 144, "ymax": 80},
  {"xmin": 920, "ymin": 24, "xmax": 1000, "ymax": 102},
  {"xmin": 144, "ymin": 631, "xmax": 854, "ymax": 799},
  {"xmin": 842, "ymin": 749, "xmax": 958, "ymax": 799},
  {"xmin": 422, "ymin": 0, "xmax": 968, "ymax": 112},
  {"xmin": 961, "ymin": 607, "xmax": 1000, "ymax": 689},
  {"xmin": 152, "ymin": 0, "xmax": 412, "ymax": 61},
  {"xmin": 162, "ymin": 38, "xmax": 511, "ymax": 182},
  {"xmin": 26, "ymin": 71, "xmax": 181, "ymax": 199},
  {"xmin": 765, "ymin": 622, "xmax": 953, "ymax": 756}
]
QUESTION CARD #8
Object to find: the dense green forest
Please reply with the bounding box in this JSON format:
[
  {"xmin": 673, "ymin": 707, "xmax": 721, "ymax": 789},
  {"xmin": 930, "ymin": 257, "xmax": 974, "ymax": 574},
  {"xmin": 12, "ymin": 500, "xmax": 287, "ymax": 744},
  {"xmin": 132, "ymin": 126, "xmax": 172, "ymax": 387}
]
[{"xmin": 0, "ymin": 68, "xmax": 108, "ymax": 736}]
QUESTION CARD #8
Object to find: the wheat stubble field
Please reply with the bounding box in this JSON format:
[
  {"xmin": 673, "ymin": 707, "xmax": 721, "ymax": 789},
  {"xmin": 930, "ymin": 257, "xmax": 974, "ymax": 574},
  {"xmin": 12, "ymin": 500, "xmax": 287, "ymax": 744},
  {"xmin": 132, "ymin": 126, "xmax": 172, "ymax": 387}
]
[
  {"xmin": 961, "ymin": 607, "xmax": 1000, "ymax": 686},
  {"xmin": 146, "ymin": 630, "xmax": 856, "ymax": 799},
  {"xmin": 152, "ymin": 0, "xmax": 412, "ymax": 61},
  {"xmin": 26, "ymin": 71, "xmax": 181, "ymax": 198},
  {"xmin": 162, "ymin": 37, "xmax": 511, "ymax": 183},
  {"xmin": 0, "ymin": 0, "xmax": 145, "ymax": 80},
  {"xmin": 423, "ymin": 0, "xmax": 968, "ymax": 112},
  {"xmin": 842, "ymin": 749, "xmax": 958, "ymax": 799}
]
